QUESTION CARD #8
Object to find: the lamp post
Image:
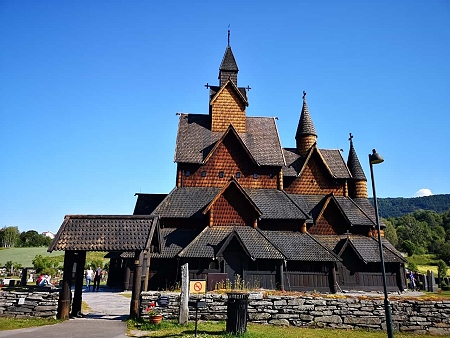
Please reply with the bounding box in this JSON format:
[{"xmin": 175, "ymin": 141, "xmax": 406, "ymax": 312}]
[{"xmin": 369, "ymin": 149, "xmax": 394, "ymax": 338}]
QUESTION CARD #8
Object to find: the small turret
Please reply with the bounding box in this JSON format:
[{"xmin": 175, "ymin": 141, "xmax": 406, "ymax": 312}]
[
  {"xmin": 219, "ymin": 30, "xmax": 239, "ymax": 86},
  {"xmin": 295, "ymin": 91, "xmax": 317, "ymax": 156},
  {"xmin": 347, "ymin": 133, "xmax": 368, "ymax": 198}
]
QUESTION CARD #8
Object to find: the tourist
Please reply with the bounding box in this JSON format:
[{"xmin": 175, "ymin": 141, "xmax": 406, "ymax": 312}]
[{"xmin": 85, "ymin": 266, "xmax": 94, "ymax": 291}]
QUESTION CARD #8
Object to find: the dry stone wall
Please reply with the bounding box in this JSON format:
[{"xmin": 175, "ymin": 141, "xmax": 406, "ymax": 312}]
[
  {"xmin": 141, "ymin": 291, "xmax": 450, "ymax": 335},
  {"xmin": 0, "ymin": 287, "xmax": 59, "ymax": 318}
]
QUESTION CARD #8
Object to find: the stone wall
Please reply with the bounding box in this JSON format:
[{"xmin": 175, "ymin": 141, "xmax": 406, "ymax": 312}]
[
  {"xmin": 141, "ymin": 291, "xmax": 450, "ymax": 335},
  {"xmin": 0, "ymin": 287, "xmax": 59, "ymax": 318}
]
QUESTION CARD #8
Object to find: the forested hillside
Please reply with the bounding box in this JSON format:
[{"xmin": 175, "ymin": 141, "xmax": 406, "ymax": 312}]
[{"xmin": 372, "ymin": 194, "xmax": 450, "ymax": 218}]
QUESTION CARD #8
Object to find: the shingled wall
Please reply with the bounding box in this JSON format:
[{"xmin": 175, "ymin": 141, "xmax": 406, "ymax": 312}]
[{"xmin": 142, "ymin": 291, "xmax": 450, "ymax": 335}]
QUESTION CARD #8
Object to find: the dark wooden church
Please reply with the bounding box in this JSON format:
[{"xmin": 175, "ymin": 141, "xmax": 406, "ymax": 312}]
[
  {"xmin": 50, "ymin": 37, "xmax": 406, "ymax": 298},
  {"xmin": 133, "ymin": 39, "xmax": 406, "ymax": 293}
]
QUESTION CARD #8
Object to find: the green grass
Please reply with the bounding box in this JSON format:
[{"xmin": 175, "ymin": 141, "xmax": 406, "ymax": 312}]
[
  {"xmin": 0, "ymin": 247, "xmax": 63, "ymax": 267},
  {"xmin": 0, "ymin": 247, "xmax": 109, "ymax": 269},
  {"xmin": 0, "ymin": 317, "xmax": 62, "ymax": 331},
  {"xmin": 127, "ymin": 320, "xmax": 445, "ymax": 338}
]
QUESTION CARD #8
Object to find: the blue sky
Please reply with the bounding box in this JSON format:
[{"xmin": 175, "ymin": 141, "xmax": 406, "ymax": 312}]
[{"xmin": 1, "ymin": 1, "xmax": 449, "ymax": 234}]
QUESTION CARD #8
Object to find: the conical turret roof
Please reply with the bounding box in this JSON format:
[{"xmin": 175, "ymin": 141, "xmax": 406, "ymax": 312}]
[
  {"xmin": 347, "ymin": 133, "xmax": 367, "ymax": 181},
  {"xmin": 295, "ymin": 92, "xmax": 317, "ymax": 140},
  {"xmin": 220, "ymin": 46, "xmax": 238, "ymax": 72}
]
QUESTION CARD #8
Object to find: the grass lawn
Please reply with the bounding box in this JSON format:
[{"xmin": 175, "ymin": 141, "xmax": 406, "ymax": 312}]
[
  {"xmin": 0, "ymin": 247, "xmax": 109, "ymax": 268},
  {"xmin": 0, "ymin": 317, "xmax": 62, "ymax": 331},
  {"xmin": 0, "ymin": 247, "xmax": 63, "ymax": 267},
  {"xmin": 127, "ymin": 320, "xmax": 444, "ymax": 338}
]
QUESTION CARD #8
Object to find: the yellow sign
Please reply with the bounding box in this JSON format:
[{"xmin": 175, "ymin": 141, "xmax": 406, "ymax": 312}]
[{"xmin": 189, "ymin": 280, "xmax": 206, "ymax": 294}]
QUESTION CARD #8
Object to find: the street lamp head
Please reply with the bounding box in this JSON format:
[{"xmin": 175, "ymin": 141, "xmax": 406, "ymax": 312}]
[{"xmin": 369, "ymin": 149, "xmax": 384, "ymax": 165}]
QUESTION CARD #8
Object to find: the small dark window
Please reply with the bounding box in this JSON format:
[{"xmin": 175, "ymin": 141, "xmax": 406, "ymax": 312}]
[
  {"xmin": 201, "ymin": 171, "xmax": 207, "ymax": 177},
  {"xmin": 185, "ymin": 170, "xmax": 190, "ymax": 177},
  {"xmin": 236, "ymin": 172, "xmax": 241, "ymax": 178},
  {"xmin": 269, "ymin": 173, "xmax": 274, "ymax": 179},
  {"xmin": 219, "ymin": 171, "xmax": 224, "ymax": 178},
  {"xmin": 253, "ymin": 173, "xmax": 258, "ymax": 179}
]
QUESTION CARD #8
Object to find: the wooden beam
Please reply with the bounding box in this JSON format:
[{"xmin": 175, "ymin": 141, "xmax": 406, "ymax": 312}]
[
  {"xmin": 57, "ymin": 251, "xmax": 74, "ymax": 319},
  {"xmin": 71, "ymin": 251, "xmax": 86, "ymax": 317},
  {"xmin": 130, "ymin": 250, "xmax": 143, "ymax": 318}
]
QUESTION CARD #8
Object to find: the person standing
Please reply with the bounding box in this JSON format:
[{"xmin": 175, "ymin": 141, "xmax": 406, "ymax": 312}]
[
  {"xmin": 94, "ymin": 265, "xmax": 102, "ymax": 292},
  {"xmin": 85, "ymin": 266, "xmax": 94, "ymax": 291}
]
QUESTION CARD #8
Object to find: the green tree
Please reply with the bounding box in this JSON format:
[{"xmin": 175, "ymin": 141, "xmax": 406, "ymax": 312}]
[
  {"xmin": 18, "ymin": 230, "xmax": 51, "ymax": 247},
  {"xmin": 383, "ymin": 218, "xmax": 398, "ymax": 247},
  {"xmin": 437, "ymin": 259, "xmax": 448, "ymax": 279},
  {"xmin": 0, "ymin": 226, "xmax": 20, "ymax": 247},
  {"xmin": 436, "ymin": 242, "xmax": 450, "ymax": 264},
  {"xmin": 32, "ymin": 255, "xmax": 61, "ymax": 276}
]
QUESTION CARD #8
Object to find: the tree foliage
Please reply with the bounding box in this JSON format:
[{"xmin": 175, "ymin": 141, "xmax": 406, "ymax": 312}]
[
  {"xmin": 373, "ymin": 194, "xmax": 450, "ymax": 218},
  {"xmin": 0, "ymin": 226, "xmax": 20, "ymax": 247},
  {"xmin": 32, "ymin": 254, "xmax": 62, "ymax": 276}
]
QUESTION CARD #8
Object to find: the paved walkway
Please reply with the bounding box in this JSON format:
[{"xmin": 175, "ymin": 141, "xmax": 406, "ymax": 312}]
[{"xmin": 0, "ymin": 288, "xmax": 132, "ymax": 338}]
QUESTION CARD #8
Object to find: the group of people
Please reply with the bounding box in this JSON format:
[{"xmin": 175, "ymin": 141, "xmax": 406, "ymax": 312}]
[{"xmin": 85, "ymin": 265, "xmax": 103, "ymax": 291}]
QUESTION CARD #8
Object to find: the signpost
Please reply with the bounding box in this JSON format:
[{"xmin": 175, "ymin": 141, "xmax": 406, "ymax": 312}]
[{"xmin": 189, "ymin": 280, "xmax": 207, "ymax": 337}]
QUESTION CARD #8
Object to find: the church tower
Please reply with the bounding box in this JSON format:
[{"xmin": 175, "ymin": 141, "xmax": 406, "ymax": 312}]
[{"xmin": 209, "ymin": 30, "xmax": 248, "ymax": 133}]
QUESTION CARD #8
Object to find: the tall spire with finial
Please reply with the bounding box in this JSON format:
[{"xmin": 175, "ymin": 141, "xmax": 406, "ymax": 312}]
[
  {"xmin": 295, "ymin": 91, "xmax": 317, "ymax": 155},
  {"xmin": 347, "ymin": 133, "xmax": 368, "ymax": 198},
  {"xmin": 219, "ymin": 27, "xmax": 238, "ymax": 86}
]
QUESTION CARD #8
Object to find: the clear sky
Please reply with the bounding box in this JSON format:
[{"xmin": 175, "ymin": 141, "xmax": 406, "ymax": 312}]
[{"xmin": 1, "ymin": 1, "xmax": 449, "ymax": 234}]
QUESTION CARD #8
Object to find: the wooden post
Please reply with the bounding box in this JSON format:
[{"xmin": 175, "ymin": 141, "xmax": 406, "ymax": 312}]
[
  {"xmin": 178, "ymin": 263, "xmax": 189, "ymax": 324},
  {"xmin": 57, "ymin": 251, "xmax": 74, "ymax": 319},
  {"xmin": 71, "ymin": 251, "xmax": 86, "ymax": 317},
  {"xmin": 130, "ymin": 250, "xmax": 143, "ymax": 319},
  {"xmin": 278, "ymin": 261, "xmax": 284, "ymax": 291},
  {"xmin": 143, "ymin": 250, "xmax": 151, "ymax": 291},
  {"xmin": 329, "ymin": 263, "xmax": 337, "ymax": 294},
  {"xmin": 124, "ymin": 264, "xmax": 131, "ymax": 290}
]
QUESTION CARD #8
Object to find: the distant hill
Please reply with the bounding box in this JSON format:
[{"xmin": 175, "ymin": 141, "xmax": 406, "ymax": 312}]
[{"xmin": 371, "ymin": 194, "xmax": 450, "ymax": 218}]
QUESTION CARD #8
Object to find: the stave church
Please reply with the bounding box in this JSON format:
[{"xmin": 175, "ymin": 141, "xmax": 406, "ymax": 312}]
[{"xmin": 50, "ymin": 34, "xmax": 406, "ymax": 295}]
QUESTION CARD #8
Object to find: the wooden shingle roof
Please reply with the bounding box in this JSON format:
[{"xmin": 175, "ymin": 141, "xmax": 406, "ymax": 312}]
[
  {"xmin": 220, "ymin": 46, "xmax": 238, "ymax": 71},
  {"xmin": 178, "ymin": 226, "xmax": 284, "ymax": 260},
  {"xmin": 246, "ymin": 188, "xmax": 310, "ymax": 220},
  {"xmin": 261, "ymin": 231, "xmax": 338, "ymax": 261},
  {"xmin": 283, "ymin": 147, "xmax": 351, "ymax": 179},
  {"xmin": 152, "ymin": 187, "xmax": 219, "ymax": 218},
  {"xmin": 347, "ymin": 135, "xmax": 367, "ymax": 181},
  {"xmin": 151, "ymin": 228, "xmax": 202, "ymax": 259},
  {"xmin": 295, "ymin": 97, "xmax": 317, "ymax": 138},
  {"xmin": 174, "ymin": 114, "xmax": 285, "ymax": 166},
  {"xmin": 316, "ymin": 235, "xmax": 406, "ymax": 263},
  {"xmin": 48, "ymin": 215, "xmax": 158, "ymax": 252},
  {"xmin": 152, "ymin": 187, "xmax": 311, "ymax": 221}
]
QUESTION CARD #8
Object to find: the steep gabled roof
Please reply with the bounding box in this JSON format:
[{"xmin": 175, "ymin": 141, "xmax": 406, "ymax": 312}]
[
  {"xmin": 246, "ymin": 188, "xmax": 310, "ymax": 220},
  {"xmin": 315, "ymin": 194, "xmax": 376, "ymax": 228},
  {"xmin": 283, "ymin": 146, "xmax": 351, "ymax": 179},
  {"xmin": 48, "ymin": 215, "xmax": 158, "ymax": 252},
  {"xmin": 315, "ymin": 234, "xmax": 406, "ymax": 263},
  {"xmin": 203, "ymin": 177, "xmax": 262, "ymax": 216},
  {"xmin": 261, "ymin": 231, "xmax": 338, "ymax": 261},
  {"xmin": 347, "ymin": 134, "xmax": 367, "ymax": 181},
  {"xmin": 150, "ymin": 227, "xmax": 202, "ymax": 258},
  {"xmin": 174, "ymin": 114, "xmax": 285, "ymax": 166},
  {"xmin": 152, "ymin": 187, "xmax": 220, "ymax": 218},
  {"xmin": 202, "ymin": 124, "xmax": 256, "ymax": 165},
  {"xmin": 209, "ymin": 85, "xmax": 247, "ymax": 103},
  {"xmin": 210, "ymin": 79, "xmax": 248, "ymax": 107},
  {"xmin": 220, "ymin": 45, "xmax": 238, "ymax": 72},
  {"xmin": 178, "ymin": 226, "xmax": 284, "ymax": 260},
  {"xmin": 133, "ymin": 193, "xmax": 167, "ymax": 215}
]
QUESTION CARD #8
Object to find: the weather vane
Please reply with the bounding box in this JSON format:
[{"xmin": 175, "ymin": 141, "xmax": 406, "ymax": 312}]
[{"xmin": 228, "ymin": 24, "xmax": 230, "ymax": 46}]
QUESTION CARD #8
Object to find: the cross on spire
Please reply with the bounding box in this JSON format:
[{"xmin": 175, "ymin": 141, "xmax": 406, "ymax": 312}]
[
  {"xmin": 349, "ymin": 132, "xmax": 353, "ymax": 141},
  {"xmin": 228, "ymin": 25, "xmax": 230, "ymax": 46},
  {"xmin": 205, "ymin": 83, "xmax": 210, "ymax": 89},
  {"xmin": 246, "ymin": 85, "xmax": 251, "ymax": 91},
  {"xmin": 303, "ymin": 90, "xmax": 307, "ymax": 100}
]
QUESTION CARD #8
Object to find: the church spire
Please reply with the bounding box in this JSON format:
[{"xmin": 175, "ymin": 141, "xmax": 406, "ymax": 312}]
[
  {"xmin": 347, "ymin": 133, "xmax": 368, "ymax": 198},
  {"xmin": 295, "ymin": 91, "xmax": 317, "ymax": 156},
  {"xmin": 219, "ymin": 29, "xmax": 239, "ymax": 86}
]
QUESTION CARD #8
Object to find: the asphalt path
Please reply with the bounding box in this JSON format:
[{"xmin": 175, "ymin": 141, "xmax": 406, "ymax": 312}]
[{"xmin": 0, "ymin": 288, "xmax": 131, "ymax": 338}]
